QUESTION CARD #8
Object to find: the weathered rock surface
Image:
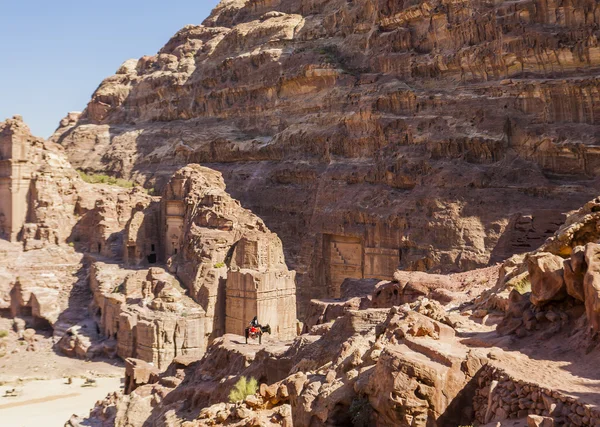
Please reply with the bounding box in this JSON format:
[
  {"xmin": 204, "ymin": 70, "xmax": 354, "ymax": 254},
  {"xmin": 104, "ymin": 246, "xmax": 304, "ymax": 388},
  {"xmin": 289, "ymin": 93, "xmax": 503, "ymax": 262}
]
[
  {"xmin": 584, "ymin": 243, "xmax": 600, "ymax": 332},
  {"xmin": 0, "ymin": 117, "xmax": 153, "ymax": 337},
  {"xmin": 527, "ymin": 252, "xmax": 567, "ymax": 305},
  {"xmin": 490, "ymin": 196, "xmax": 600, "ymax": 335},
  {"xmin": 163, "ymin": 165, "xmax": 297, "ymax": 341},
  {"xmin": 0, "ymin": 119, "xmax": 298, "ymax": 371},
  {"xmin": 84, "ymin": 263, "xmax": 206, "ymax": 368},
  {"xmin": 52, "ymin": 0, "xmax": 600, "ymax": 315},
  {"xmin": 564, "ymin": 246, "xmax": 586, "ymax": 302},
  {"xmin": 83, "ymin": 300, "xmax": 492, "ymax": 427}
]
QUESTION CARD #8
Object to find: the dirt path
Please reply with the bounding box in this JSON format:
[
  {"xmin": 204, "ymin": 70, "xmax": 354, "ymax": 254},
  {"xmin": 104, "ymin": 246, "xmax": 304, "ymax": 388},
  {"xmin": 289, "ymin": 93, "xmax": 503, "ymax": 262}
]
[
  {"xmin": 0, "ymin": 377, "xmax": 122, "ymax": 427},
  {"xmin": 458, "ymin": 315, "xmax": 600, "ymax": 408},
  {"xmin": 0, "ymin": 392, "xmax": 80, "ymax": 410}
]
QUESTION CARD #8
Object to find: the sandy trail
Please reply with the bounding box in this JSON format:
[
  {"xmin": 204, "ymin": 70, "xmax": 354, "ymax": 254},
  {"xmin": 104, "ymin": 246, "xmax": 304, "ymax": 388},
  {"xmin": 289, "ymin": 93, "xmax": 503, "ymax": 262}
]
[{"xmin": 0, "ymin": 377, "xmax": 122, "ymax": 427}]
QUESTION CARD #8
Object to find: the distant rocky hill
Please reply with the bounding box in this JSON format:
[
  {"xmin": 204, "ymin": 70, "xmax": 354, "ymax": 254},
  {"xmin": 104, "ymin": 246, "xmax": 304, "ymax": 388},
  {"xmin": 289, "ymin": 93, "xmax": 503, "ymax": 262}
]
[{"xmin": 52, "ymin": 0, "xmax": 600, "ymax": 313}]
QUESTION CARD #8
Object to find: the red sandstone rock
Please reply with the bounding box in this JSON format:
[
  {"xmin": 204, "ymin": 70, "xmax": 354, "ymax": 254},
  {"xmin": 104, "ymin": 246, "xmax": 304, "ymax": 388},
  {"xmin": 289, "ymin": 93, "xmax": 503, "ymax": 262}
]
[
  {"xmin": 527, "ymin": 253, "xmax": 567, "ymax": 306},
  {"xmin": 51, "ymin": 0, "xmax": 600, "ymax": 316}
]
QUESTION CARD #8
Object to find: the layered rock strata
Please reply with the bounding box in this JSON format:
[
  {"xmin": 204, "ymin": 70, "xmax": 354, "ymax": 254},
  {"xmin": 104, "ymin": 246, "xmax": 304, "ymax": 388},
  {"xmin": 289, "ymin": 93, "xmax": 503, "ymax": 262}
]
[
  {"xmin": 162, "ymin": 165, "xmax": 297, "ymax": 341},
  {"xmin": 83, "ymin": 301, "xmax": 485, "ymax": 427},
  {"xmin": 85, "ymin": 263, "xmax": 206, "ymax": 369},
  {"xmin": 58, "ymin": 165, "xmax": 298, "ymax": 368},
  {"xmin": 52, "ymin": 0, "xmax": 600, "ymax": 314}
]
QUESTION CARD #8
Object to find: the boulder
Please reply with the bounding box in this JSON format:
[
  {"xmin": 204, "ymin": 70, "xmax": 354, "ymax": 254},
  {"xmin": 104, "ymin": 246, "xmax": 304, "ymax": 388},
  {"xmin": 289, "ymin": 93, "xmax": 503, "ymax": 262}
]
[
  {"xmin": 527, "ymin": 252, "xmax": 567, "ymax": 306},
  {"xmin": 564, "ymin": 246, "xmax": 586, "ymax": 302},
  {"xmin": 124, "ymin": 358, "xmax": 160, "ymax": 394},
  {"xmin": 527, "ymin": 414, "xmax": 555, "ymax": 427},
  {"xmin": 584, "ymin": 243, "xmax": 600, "ymax": 331}
]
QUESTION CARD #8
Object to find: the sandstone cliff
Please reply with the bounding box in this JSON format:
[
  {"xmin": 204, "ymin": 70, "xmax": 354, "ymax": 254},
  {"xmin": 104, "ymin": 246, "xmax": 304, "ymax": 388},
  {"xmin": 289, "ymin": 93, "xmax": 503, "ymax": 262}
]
[
  {"xmin": 163, "ymin": 165, "xmax": 297, "ymax": 341},
  {"xmin": 77, "ymin": 194, "xmax": 600, "ymax": 427},
  {"xmin": 52, "ymin": 0, "xmax": 600, "ymax": 314},
  {"xmin": 0, "ymin": 117, "xmax": 152, "ymax": 333}
]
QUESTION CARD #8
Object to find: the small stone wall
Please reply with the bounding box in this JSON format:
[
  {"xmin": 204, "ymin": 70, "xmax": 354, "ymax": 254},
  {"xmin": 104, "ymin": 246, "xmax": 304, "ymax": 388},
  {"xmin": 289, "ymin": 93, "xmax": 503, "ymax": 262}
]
[{"xmin": 474, "ymin": 365, "xmax": 600, "ymax": 426}]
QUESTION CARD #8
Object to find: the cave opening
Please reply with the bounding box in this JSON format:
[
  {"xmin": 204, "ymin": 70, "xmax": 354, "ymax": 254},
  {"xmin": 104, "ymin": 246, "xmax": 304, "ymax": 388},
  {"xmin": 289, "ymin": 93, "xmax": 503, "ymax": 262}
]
[{"xmin": 33, "ymin": 316, "xmax": 52, "ymax": 331}]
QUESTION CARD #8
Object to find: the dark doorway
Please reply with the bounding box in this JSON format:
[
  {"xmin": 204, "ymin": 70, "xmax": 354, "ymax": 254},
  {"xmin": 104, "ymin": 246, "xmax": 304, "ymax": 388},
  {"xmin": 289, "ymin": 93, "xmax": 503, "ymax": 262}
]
[{"xmin": 147, "ymin": 253, "xmax": 157, "ymax": 264}]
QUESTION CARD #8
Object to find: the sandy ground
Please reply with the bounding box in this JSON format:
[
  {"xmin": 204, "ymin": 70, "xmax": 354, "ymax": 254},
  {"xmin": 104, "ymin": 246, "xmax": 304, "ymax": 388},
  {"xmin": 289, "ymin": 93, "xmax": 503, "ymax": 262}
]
[
  {"xmin": 0, "ymin": 318, "xmax": 125, "ymax": 426},
  {"xmin": 0, "ymin": 318, "xmax": 124, "ymax": 383},
  {"xmin": 0, "ymin": 377, "xmax": 123, "ymax": 427}
]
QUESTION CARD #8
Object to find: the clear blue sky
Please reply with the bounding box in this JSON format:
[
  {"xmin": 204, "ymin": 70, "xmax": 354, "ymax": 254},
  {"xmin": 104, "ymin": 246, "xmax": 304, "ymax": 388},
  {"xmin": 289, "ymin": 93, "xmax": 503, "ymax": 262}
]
[{"xmin": 0, "ymin": 0, "xmax": 220, "ymax": 138}]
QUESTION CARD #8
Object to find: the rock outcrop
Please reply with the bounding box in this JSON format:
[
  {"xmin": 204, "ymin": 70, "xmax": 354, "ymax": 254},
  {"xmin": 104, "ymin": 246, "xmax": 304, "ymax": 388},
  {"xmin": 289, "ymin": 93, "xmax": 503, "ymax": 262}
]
[
  {"xmin": 83, "ymin": 302, "xmax": 485, "ymax": 427},
  {"xmin": 0, "ymin": 117, "xmax": 152, "ymax": 336},
  {"xmin": 84, "ymin": 263, "xmax": 206, "ymax": 368},
  {"xmin": 162, "ymin": 165, "xmax": 297, "ymax": 341},
  {"xmin": 52, "ymin": 0, "xmax": 600, "ymax": 315},
  {"xmin": 55, "ymin": 164, "xmax": 298, "ymax": 369},
  {"xmin": 492, "ymin": 196, "xmax": 600, "ymax": 336}
]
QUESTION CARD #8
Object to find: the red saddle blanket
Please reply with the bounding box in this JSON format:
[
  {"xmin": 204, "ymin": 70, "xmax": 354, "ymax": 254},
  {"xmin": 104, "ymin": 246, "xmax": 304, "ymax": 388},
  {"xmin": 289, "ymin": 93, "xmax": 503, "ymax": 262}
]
[{"xmin": 249, "ymin": 326, "xmax": 259, "ymax": 334}]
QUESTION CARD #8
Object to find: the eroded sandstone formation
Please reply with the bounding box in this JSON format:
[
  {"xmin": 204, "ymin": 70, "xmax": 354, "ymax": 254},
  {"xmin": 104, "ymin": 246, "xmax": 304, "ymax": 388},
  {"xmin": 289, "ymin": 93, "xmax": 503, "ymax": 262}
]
[
  {"xmin": 0, "ymin": 117, "xmax": 297, "ymax": 371},
  {"xmin": 162, "ymin": 165, "xmax": 297, "ymax": 341},
  {"xmin": 72, "ymin": 191, "xmax": 600, "ymax": 427},
  {"xmin": 52, "ymin": 0, "xmax": 600, "ymax": 315}
]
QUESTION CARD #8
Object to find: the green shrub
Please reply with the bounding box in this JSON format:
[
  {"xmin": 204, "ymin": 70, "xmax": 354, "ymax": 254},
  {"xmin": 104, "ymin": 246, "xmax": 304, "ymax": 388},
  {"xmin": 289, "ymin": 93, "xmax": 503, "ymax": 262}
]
[
  {"xmin": 513, "ymin": 276, "xmax": 531, "ymax": 294},
  {"xmin": 78, "ymin": 170, "xmax": 135, "ymax": 189},
  {"xmin": 0, "ymin": 330, "xmax": 8, "ymax": 339},
  {"xmin": 214, "ymin": 262, "xmax": 226, "ymax": 269},
  {"xmin": 349, "ymin": 396, "xmax": 373, "ymax": 427},
  {"xmin": 68, "ymin": 242, "xmax": 75, "ymax": 247},
  {"xmin": 228, "ymin": 376, "xmax": 258, "ymax": 403}
]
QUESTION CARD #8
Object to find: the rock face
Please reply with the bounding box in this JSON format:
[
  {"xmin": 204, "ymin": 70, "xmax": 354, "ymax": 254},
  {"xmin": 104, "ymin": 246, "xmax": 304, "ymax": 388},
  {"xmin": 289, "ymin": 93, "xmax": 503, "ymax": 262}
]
[
  {"xmin": 0, "ymin": 116, "xmax": 35, "ymax": 242},
  {"xmin": 584, "ymin": 243, "xmax": 600, "ymax": 332},
  {"xmin": 85, "ymin": 302, "xmax": 483, "ymax": 427},
  {"xmin": 494, "ymin": 196, "xmax": 600, "ymax": 335},
  {"xmin": 62, "ymin": 165, "xmax": 298, "ymax": 369},
  {"xmin": 0, "ymin": 118, "xmax": 297, "ymax": 370},
  {"xmin": 0, "ymin": 117, "xmax": 149, "ymax": 336},
  {"xmin": 88, "ymin": 263, "xmax": 206, "ymax": 368},
  {"xmin": 162, "ymin": 165, "xmax": 297, "ymax": 341},
  {"xmin": 52, "ymin": 0, "xmax": 600, "ymax": 314},
  {"xmin": 527, "ymin": 252, "xmax": 567, "ymax": 305}
]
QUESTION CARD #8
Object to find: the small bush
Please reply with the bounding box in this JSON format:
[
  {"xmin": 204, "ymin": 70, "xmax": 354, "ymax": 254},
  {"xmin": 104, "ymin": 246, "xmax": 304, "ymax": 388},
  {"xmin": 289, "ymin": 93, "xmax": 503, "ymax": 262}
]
[
  {"xmin": 214, "ymin": 262, "xmax": 226, "ymax": 269},
  {"xmin": 513, "ymin": 276, "xmax": 531, "ymax": 294},
  {"xmin": 349, "ymin": 396, "xmax": 373, "ymax": 427},
  {"xmin": 78, "ymin": 170, "xmax": 135, "ymax": 189},
  {"xmin": 0, "ymin": 330, "xmax": 8, "ymax": 339},
  {"xmin": 228, "ymin": 376, "xmax": 258, "ymax": 403},
  {"xmin": 112, "ymin": 284, "xmax": 124, "ymax": 294},
  {"xmin": 68, "ymin": 242, "xmax": 75, "ymax": 247}
]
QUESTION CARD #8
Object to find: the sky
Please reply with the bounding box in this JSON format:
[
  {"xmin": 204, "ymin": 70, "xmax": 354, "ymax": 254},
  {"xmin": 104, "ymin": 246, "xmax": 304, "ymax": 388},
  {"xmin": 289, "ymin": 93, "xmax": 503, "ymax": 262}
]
[{"xmin": 0, "ymin": 0, "xmax": 221, "ymax": 138}]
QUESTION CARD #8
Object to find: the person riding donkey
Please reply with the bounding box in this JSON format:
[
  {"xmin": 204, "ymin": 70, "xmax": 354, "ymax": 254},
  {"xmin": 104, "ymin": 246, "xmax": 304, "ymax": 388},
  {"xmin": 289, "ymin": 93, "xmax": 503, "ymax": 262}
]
[
  {"xmin": 245, "ymin": 316, "xmax": 271, "ymax": 344},
  {"xmin": 249, "ymin": 316, "xmax": 259, "ymax": 333}
]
